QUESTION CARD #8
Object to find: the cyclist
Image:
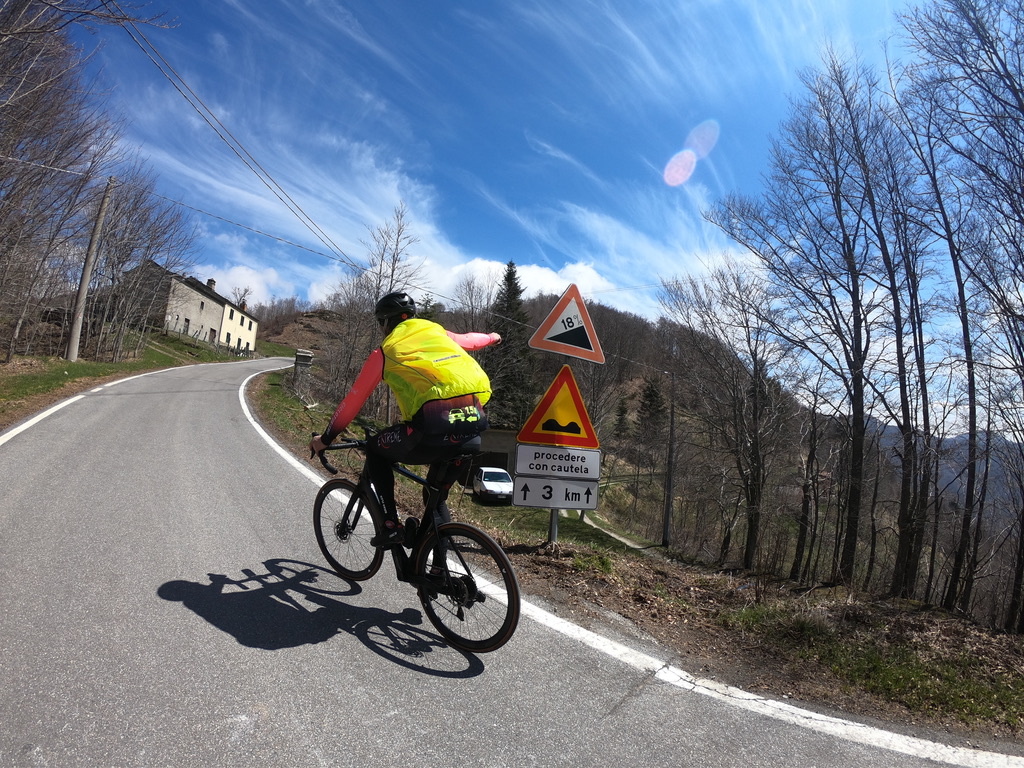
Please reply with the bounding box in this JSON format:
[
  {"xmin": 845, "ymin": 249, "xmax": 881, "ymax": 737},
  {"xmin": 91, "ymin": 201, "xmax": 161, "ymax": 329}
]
[{"xmin": 309, "ymin": 291, "xmax": 501, "ymax": 548}]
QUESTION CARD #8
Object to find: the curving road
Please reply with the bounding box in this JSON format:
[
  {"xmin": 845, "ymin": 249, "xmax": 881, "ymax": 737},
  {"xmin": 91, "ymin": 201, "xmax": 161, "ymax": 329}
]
[{"xmin": 0, "ymin": 358, "xmax": 1020, "ymax": 768}]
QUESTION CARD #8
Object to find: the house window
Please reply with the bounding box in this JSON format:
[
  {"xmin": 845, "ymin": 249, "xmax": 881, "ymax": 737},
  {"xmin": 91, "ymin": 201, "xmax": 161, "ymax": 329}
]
[
  {"xmin": 248, "ymin": 320, "xmax": 253, "ymax": 331},
  {"xmin": 200, "ymin": 301, "xmax": 204, "ymax": 311},
  {"xmin": 236, "ymin": 338, "xmax": 242, "ymax": 350},
  {"xmin": 239, "ymin": 315, "xmax": 244, "ymax": 326},
  {"xmin": 229, "ymin": 308, "xmax": 235, "ymax": 320},
  {"xmin": 226, "ymin": 332, "xmax": 231, "ymax": 346},
  {"xmin": 183, "ymin": 318, "xmax": 190, "ymax": 334}
]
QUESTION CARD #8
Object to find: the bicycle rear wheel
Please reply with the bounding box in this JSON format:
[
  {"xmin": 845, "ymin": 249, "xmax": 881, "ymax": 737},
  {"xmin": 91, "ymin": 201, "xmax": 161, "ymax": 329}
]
[
  {"xmin": 313, "ymin": 478, "xmax": 384, "ymax": 581},
  {"xmin": 414, "ymin": 522, "xmax": 520, "ymax": 653}
]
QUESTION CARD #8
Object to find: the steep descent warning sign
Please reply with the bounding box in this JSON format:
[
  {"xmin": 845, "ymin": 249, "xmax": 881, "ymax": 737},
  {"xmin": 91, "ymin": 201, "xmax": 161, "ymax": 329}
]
[
  {"xmin": 528, "ymin": 284, "xmax": 605, "ymax": 364},
  {"xmin": 517, "ymin": 365, "xmax": 600, "ymax": 449}
]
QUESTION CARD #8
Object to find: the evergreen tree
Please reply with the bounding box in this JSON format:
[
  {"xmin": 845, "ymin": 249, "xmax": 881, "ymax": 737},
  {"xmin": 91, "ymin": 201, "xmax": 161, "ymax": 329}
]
[
  {"xmin": 480, "ymin": 261, "xmax": 538, "ymax": 429},
  {"xmin": 613, "ymin": 397, "xmax": 632, "ymax": 438},
  {"xmin": 417, "ymin": 294, "xmax": 441, "ymax": 321},
  {"xmin": 637, "ymin": 375, "xmax": 667, "ymax": 432},
  {"xmin": 636, "ymin": 375, "xmax": 667, "ymax": 463}
]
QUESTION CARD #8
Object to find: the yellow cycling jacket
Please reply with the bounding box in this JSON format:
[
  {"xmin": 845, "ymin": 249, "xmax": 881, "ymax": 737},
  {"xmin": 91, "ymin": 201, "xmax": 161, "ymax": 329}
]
[{"xmin": 382, "ymin": 318, "xmax": 492, "ymax": 420}]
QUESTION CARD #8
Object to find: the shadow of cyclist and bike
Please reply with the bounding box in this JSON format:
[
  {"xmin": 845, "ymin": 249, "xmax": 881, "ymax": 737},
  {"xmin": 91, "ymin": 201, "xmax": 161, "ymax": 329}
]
[{"xmin": 156, "ymin": 558, "xmax": 485, "ymax": 678}]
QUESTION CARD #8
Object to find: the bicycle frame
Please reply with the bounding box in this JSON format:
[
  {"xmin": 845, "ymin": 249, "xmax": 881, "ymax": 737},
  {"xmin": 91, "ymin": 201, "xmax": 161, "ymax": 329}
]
[
  {"xmin": 383, "ymin": 461, "xmax": 452, "ymax": 588},
  {"xmin": 320, "ymin": 438, "xmax": 474, "ymax": 592}
]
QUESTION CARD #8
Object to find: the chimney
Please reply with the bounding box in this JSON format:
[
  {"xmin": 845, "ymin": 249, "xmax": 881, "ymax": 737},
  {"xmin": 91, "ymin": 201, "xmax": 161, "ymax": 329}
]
[{"xmin": 206, "ymin": 278, "xmax": 216, "ymax": 291}]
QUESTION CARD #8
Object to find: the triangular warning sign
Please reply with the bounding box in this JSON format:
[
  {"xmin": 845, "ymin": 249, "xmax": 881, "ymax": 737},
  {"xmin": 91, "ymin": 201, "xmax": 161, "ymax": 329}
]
[
  {"xmin": 517, "ymin": 365, "xmax": 600, "ymax": 448},
  {"xmin": 529, "ymin": 284, "xmax": 605, "ymax": 364}
]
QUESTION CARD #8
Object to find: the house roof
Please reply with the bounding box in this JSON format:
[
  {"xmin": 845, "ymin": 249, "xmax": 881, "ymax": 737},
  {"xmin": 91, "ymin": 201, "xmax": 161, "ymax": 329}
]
[
  {"xmin": 136, "ymin": 259, "xmax": 252, "ymax": 318},
  {"xmin": 173, "ymin": 273, "xmax": 248, "ymax": 316}
]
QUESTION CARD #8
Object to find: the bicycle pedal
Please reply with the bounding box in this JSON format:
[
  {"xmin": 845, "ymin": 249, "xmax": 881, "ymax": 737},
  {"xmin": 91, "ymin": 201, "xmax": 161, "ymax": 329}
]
[{"xmin": 403, "ymin": 517, "xmax": 418, "ymax": 548}]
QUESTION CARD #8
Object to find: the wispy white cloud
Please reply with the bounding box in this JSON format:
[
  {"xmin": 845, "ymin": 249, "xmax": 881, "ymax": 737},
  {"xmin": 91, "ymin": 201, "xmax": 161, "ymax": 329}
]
[
  {"xmin": 86, "ymin": 0, "xmax": 908, "ymax": 322},
  {"xmin": 524, "ymin": 133, "xmax": 606, "ymax": 190}
]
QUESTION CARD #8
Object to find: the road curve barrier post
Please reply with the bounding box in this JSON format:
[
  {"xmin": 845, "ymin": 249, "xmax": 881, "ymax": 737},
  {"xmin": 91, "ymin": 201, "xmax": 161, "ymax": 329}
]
[{"xmin": 292, "ymin": 349, "xmax": 313, "ymax": 390}]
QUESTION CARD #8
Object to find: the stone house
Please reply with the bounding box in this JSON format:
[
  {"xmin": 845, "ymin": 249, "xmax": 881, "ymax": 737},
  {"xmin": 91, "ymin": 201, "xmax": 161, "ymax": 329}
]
[{"xmin": 162, "ymin": 273, "xmax": 258, "ymax": 354}]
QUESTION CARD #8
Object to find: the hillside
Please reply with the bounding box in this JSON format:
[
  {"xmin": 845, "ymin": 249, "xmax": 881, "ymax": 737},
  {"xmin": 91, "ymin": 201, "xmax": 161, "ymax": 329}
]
[
  {"xmin": 262, "ymin": 309, "xmax": 342, "ymax": 354},
  {"xmin": 248, "ymin": 314, "xmax": 1024, "ymax": 753}
]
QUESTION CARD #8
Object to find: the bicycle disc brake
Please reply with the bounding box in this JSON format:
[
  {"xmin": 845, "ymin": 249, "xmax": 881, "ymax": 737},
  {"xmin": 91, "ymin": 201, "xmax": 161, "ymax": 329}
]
[{"xmin": 334, "ymin": 519, "xmax": 353, "ymax": 541}]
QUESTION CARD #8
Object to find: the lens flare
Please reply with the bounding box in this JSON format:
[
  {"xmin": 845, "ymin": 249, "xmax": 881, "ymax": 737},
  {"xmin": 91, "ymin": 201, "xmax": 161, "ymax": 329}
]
[
  {"xmin": 663, "ymin": 119, "xmax": 720, "ymax": 187},
  {"xmin": 663, "ymin": 149, "xmax": 697, "ymax": 186},
  {"xmin": 685, "ymin": 119, "xmax": 720, "ymax": 159}
]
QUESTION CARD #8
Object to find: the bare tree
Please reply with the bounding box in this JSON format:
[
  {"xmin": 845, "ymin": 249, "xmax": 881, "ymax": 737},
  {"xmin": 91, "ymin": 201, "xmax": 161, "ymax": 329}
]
[
  {"xmin": 359, "ymin": 201, "xmax": 424, "ymax": 299},
  {"xmin": 899, "ymin": 0, "xmax": 1024, "ymax": 609},
  {"xmin": 707, "ymin": 53, "xmax": 886, "ymax": 586},
  {"xmin": 785, "ymin": 361, "xmax": 844, "ymax": 583},
  {"xmin": 231, "ymin": 286, "xmax": 253, "ymax": 308},
  {"xmin": 449, "ymin": 270, "xmax": 497, "ymax": 331},
  {"xmin": 0, "ymin": 4, "xmax": 116, "ymax": 360},
  {"xmin": 661, "ymin": 262, "xmax": 796, "ymax": 570},
  {"xmin": 817, "ymin": 52, "xmax": 941, "ymax": 600},
  {"xmin": 313, "ymin": 203, "xmax": 426, "ymax": 420},
  {"xmin": 0, "ymin": 0, "xmax": 163, "ymax": 43},
  {"xmin": 248, "ymin": 296, "xmax": 309, "ymax": 336},
  {"xmin": 90, "ymin": 162, "xmax": 196, "ymax": 360}
]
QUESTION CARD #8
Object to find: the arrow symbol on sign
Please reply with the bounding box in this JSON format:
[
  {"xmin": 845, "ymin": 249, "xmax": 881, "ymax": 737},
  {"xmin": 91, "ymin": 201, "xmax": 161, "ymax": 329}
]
[
  {"xmin": 519, "ymin": 482, "xmax": 532, "ymax": 501},
  {"xmin": 585, "ymin": 487, "xmax": 593, "ymax": 503}
]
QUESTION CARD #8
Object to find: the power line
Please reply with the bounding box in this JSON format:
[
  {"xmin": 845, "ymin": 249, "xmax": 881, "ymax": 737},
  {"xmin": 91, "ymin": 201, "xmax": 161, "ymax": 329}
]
[
  {"xmin": 93, "ymin": 5, "xmax": 668, "ymax": 364},
  {"xmin": 107, "ymin": 0, "xmax": 364, "ymax": 274},
  {"xmin": 1, "ymin": 150, "xmax": 669, "ymax": 373},
  {"xmin": 0, "ymin": 152, "xmax": 345, "ymax": 262}
]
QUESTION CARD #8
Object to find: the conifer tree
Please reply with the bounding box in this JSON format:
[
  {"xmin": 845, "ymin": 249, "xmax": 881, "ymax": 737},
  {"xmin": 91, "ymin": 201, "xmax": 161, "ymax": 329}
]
[
  {"xmin": 480, "ymin": 261, "xmax": 538, "ymax": 429},
  {"xmin": 613, "ymin": 398, "xmax": 632, "ymax": 438},
  {"xmin": 636, "ymin": 375, "xmax": 667, "ymax": 458},
  {"xmin": 417, "ymin": 294, "xmax": 441, "ymax": 321}
]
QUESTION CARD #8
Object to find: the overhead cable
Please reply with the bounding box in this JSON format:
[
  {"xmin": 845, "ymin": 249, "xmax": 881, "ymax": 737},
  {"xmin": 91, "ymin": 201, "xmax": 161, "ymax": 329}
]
[{"xmin": 107, "ymin": 0, "xmax": 363, "ymax": 274}]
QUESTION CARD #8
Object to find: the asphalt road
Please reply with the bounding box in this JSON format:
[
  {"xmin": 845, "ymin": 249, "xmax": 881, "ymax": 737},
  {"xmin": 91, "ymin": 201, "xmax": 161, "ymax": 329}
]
[{"xmin": 0, "ymin": 358, "xmax": 1020, "ymax": 768}]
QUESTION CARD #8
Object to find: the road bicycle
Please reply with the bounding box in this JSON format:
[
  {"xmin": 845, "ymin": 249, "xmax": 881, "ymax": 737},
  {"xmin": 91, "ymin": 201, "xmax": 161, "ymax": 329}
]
[{"xmin": 312, "ymin": 435, "xmax": 520, "ymax": 653}]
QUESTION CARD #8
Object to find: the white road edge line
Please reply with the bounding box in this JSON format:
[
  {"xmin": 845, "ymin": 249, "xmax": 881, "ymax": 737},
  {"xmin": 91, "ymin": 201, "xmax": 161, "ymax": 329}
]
[
  {"xmin": 0, "ymin": 365, "xmax": 180, "ymax": 449},
  {"xmin": 4, "ymin": 363, "xmax": 1017, "ymax": 767},
  {"xmin": 237, "ymin": 366, "xmax": 1006, "ymax": 768},
  {"xmin": 0, "ymin": 395, "xmax": 86, "ymax": 448},
  {"xmin": 0, "ymin": 360, "xmax": 260, "ymax": 449},
  {"xmin": 239, "ymin": 366, "xmax": 323, "ymax": 484}
]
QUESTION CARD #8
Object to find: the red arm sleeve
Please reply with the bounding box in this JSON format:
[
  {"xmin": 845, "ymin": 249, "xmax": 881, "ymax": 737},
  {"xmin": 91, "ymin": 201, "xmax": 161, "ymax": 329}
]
[
  {"xmin": 447, "ymin": 330, "xmax": 499, "ymax": 351},
  {"xmin": 322, "ymin": 348, "xmax": 383, "ymax": 442}
]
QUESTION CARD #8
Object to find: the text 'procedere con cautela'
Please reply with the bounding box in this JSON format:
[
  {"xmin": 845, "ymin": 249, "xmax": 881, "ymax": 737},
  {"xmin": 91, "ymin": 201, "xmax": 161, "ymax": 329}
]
[{"xmin": 526, "ymin": 449, "xmax": 594, "ymax": 475}]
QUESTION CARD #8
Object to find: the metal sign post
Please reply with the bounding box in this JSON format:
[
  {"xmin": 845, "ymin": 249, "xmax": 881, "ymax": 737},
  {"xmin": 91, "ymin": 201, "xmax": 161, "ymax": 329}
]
[{"xmin": 516, "ymin": 285, "xmax": 605, "ymax": 543}]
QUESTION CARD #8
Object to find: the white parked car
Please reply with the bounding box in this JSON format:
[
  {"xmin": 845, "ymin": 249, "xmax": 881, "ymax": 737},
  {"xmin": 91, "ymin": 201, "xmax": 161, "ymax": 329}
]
[{"xmin": 471, "ymin": 466, "xmax": 514, "ymax": 503}]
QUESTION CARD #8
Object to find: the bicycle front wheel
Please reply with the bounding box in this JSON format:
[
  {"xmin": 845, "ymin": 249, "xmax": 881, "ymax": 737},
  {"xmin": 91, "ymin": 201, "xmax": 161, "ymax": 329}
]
[
  {"xmin": 415, "ymin": 522, "xmax": 520, "ymax": 653},
  {"xmin": 313, "ymin": 478, "xmax": 384, "ymax": 581}
]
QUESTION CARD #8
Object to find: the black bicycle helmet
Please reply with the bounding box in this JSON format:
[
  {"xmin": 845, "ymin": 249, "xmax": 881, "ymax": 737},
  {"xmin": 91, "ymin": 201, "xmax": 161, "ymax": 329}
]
[{"xmin": 374, "ymin": 291, "xmax": 417, "ymax": 326}]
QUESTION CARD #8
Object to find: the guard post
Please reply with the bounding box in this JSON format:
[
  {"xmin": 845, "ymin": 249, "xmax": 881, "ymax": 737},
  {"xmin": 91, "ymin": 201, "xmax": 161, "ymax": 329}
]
[{"xmin": 292, "ymin": 349, "xmax": 313, "ymax": 389}]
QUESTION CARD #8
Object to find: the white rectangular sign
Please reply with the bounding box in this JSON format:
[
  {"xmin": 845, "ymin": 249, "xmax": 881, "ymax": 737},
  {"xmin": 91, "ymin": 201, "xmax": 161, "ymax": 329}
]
[
  {"xmin": 512, "ymin": 476, "xmax": 599, "ymax": 510},
  {"xmin": 515, "ymin": 443, "xmax": 601, "ymax": 480}
]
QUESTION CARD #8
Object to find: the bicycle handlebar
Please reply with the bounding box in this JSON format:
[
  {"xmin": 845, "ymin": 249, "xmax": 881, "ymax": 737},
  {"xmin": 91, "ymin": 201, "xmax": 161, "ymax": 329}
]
[{"xmin": 311, "ymin": 432, "xmax": 366, "ymax": 475}]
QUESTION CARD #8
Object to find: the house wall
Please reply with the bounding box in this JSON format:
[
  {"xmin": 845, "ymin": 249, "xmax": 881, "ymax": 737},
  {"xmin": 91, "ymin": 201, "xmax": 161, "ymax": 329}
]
[
  {"xmin": 218, "ymin": 302, "xmax": 258, "ymax": 353},
  {"xmin": 163, "ymin": 280, "xmax": 258, "ymax": 351},
  {"xmin": 165, "ymin": 280, "xmax": 220, "ymax": 343}
]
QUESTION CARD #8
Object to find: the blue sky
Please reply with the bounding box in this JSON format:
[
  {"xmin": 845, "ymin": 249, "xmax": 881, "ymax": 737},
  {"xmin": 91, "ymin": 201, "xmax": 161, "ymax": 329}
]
[{"xmin": 77, "ymin": 0, "xmax": 906, "ymax": 318}]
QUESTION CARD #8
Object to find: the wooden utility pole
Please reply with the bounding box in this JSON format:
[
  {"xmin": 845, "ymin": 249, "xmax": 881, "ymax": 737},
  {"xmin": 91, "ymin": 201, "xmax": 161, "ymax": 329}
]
[
  {"xmin": 66, "ymin": 176, "xmax": 115, "ymax": 362},
  {"xmin": 662, "ymin": 371, "xmax": 676, "ymax": 547}
]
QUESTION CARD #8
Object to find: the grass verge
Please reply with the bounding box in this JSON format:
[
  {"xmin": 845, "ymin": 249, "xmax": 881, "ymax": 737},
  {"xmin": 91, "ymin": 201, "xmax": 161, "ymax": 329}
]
[
  {"xmin": 0, "ymin": 335, "xmax": 296, "ymax": 432},
  {"xmin": 717, "ymin": 599, "xmax": 1024, "ymax": 729},
  {"xmin": 817, "ymin": 641, "xmax": 1024, "ymax": 726}
]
